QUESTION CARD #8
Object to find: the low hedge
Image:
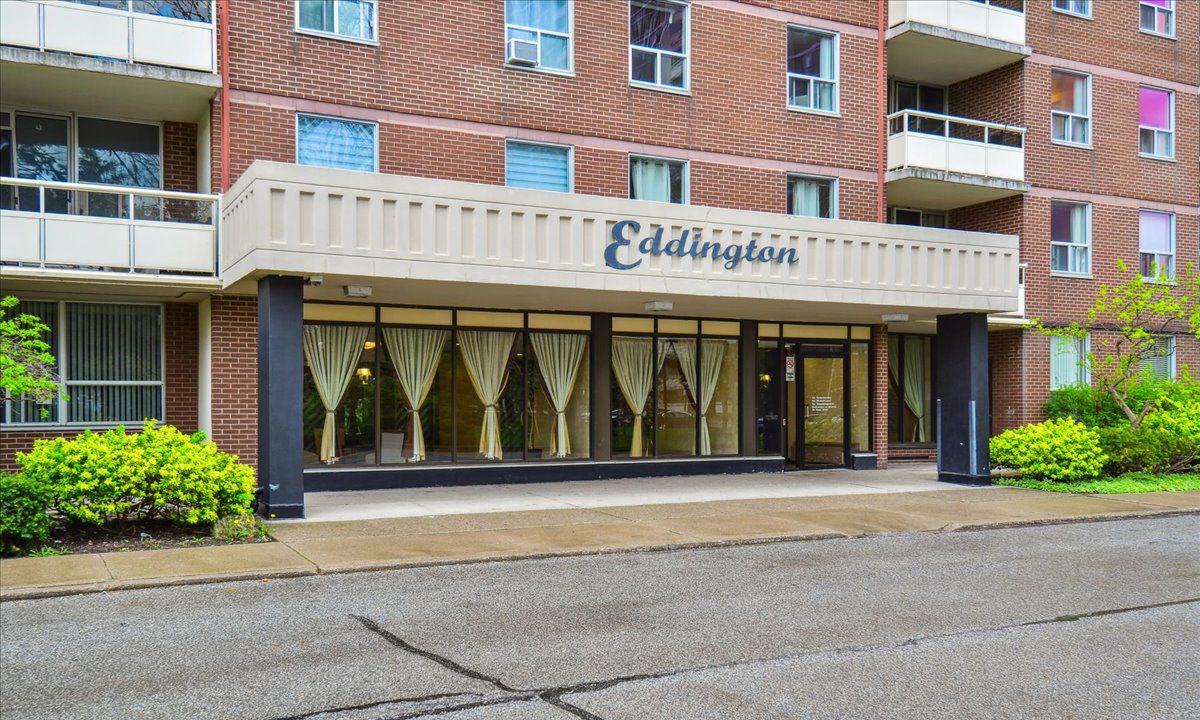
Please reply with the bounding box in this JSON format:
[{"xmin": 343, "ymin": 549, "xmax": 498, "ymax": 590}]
[
  {"xmin": 0, "ymin": 472, "xmax": 54, "ymax": 554},
  {"xmin": 16, "ymin": 421, "xmax": 257, "ymax": 528},
  {"xmin": 989, "ymin": 417, "xmax": 1107, "ymax": 482}
]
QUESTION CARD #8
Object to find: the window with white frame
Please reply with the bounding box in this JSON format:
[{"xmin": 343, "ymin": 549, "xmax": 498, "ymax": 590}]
[
  {"xmin": 787, "ymin": 26, "xmax": 838, "ymax": 113},
  {"xmin": 505, "ymin": 141, "xmax": 572, "ymax": 192},
  {"xmin": 1139, "ymin": 210, "xmax": 1175, "ymax": 280},
  {"xmin": 296, "ymin": 0, "xmax": 376, "ymax": 42},
  {"xmin": 1140, "ymin": 0, "xmax": 1175, "ymax": 36},
  {"xmin": 1139, "ymin": 86, "xmax": 1175, "ymax": 158},
  {"xmin": 1052, "ymin": 0, "xmax": 1091, "ymax": 18},
  {"xmin": 1051, "ymin": 70, "xmax": 1090, "ymax": 146},
  {"xmin": 629, "ymin": 0, "xmax": 689, "ymax": 90},
  {"xmin": 505, "ymin": 0, "xmax": 571, "ymax": 72},
  {"xmin": 1140, "ymin": 335, "xmax": 1176, "ymax": 379},
  {"xmin": 1050, "ymin": 200, "xmax": 1090, "ymax": 275},
  {"xmin": 296, "ymin": 114, "xmax": 378, "ymax": 172},
  {"xmin": 1, "ymin": 301, "xmax": 164, "ymax": 426},
  {"xmin": 1050, "ymin": 334, "xmax": 1090, "ymax": 390},
  {"xmin": 788, "ymin": 176, "xmax": 835, "ymax": 218},
  {"xmin": 629, "ymin": 155, "xmax": 686, "ymax": 203}
]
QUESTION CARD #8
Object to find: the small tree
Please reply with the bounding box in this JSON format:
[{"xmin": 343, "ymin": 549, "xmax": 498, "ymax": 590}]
[
  {"xmin": 1033, "ymin": 261, "xmax": 1197, "ymax": 428},
  {"xmin": 0, "ymin": 297, "xmax": 62, "ymax": 418}
]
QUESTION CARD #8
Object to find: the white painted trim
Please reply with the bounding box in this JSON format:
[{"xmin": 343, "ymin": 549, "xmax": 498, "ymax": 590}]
[
  {"xmin": 293, "ymin": 0, "xmax": 379, "ymax": 44},
  {"xmin": 627, "ymin": 0, "xmax": 690, "ymax": 93}
]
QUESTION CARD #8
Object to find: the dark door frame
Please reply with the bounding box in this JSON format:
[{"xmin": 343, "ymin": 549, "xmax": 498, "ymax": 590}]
[{"xmin": 784, "ymin": 341, "xmax": 851, "ymax": 469}]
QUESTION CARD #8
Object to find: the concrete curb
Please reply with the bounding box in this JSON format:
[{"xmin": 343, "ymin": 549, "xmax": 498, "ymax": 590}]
[{"xmin": 4, "ymin": 506, "xmax": 1195, "ymax": 602}]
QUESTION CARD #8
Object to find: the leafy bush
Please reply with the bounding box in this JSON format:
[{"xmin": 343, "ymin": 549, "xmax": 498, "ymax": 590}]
[
  {"xmin": 997, "ymin": 472, "xmax": 1200, "ymax": 494},
  {"xmin": 17, "ymin": 421, "xmax": 256, "ymax": 527},
  {"xmin": 1044, "ymin": 374, "xmax": 1182, "ymax": 428},
  {"xmin": 0, "ymin": 472, "xmax": 54, "ymax": 555},
  {"xmin": 1097, "ymin": 425, "xmax": 1196, "ymax": 475},
  {"xmin": 990, "ymin": 417, "xmax": 1107, "ymax": 482}
]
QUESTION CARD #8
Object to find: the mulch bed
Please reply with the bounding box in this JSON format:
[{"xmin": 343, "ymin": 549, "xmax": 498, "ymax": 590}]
[{"xmin": 42, "ymin": 520, "xmax": 272, "ymax": 555}]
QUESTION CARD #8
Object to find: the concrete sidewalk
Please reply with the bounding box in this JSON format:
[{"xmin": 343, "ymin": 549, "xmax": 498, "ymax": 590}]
[{"xmin": 3, "ymin": 484, "xmax": 1198, "ymax": 601}]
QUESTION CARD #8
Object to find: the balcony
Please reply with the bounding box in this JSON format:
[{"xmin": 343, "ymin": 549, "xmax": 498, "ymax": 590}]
[
  {"xmin": 886, "ymin": 110, "xmax": 1028, "ymax": 210},
  {"xmin": 0, "ymin": 177, "xmax": 219, "ymax": 286},
  {"xmin": 221, "ymin": 161, "xmax": 1021, "ymax": 321},
  {"xmin": 0, "ymin": 0, "xmax": 219, "ymax": 121},
  {"xmin": 990, "ymin": 262, "xmax": 1027, "ymax": 326},
  {"xmin": 887, "ymin": 0, "xmax": 1029, "ymax": 85}
]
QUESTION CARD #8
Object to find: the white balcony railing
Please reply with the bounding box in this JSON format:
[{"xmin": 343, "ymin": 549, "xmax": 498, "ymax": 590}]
[
  {"xmin": 889, "ymin": 0, "xmax": 1026, "ymax": 46},
  {"xmin": 887, "ymin": 109, "xmax": 1025, "ymax": 182},
  {"xmin": 0, "ymin": 0, "xmax": 217, "ymax": 74},
  {"xmin": 995, "ymin": 262, "xmax": 1027, "ymax": 319},
  {"xmin": 0, "ymin": 177, "xmax": 218, "ymax": 277}
]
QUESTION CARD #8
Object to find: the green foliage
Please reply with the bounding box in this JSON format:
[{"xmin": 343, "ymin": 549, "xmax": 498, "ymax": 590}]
[
  {"xmin": 0, "ymin": 472, "xmax": 54, "ymax": 555},
  {"xmin": 989, "ymin": 417, "xmax": 1107, "ymax": 482},
  {"xmin": 0, "ymin": 296, "xmax": 63, "ymax": 418},
  {"xmin": 212, "ymin": 514, "xmax": 272, "ymax": 542},
  {"xmin": 17, "ymin": 421, "xmax": 257, "ymax": 527},
  {"xmin": 1097, "ymin": 425, "xmax": 1197, "ymax": 476},
  {"xmin": 1032, "ymin": 260, "xmax": 1198, "ymax": 427},
  {"xmin": 996, "ymin": 472, "xmax": 1200, "ymax": 494},
  {"xmin": 25, "ymin": 545, "xmax": 66, "ymax": 557},
  {"xmin": 1044, "ymin": 384, "xmax": 1125, "ymax": 427}
]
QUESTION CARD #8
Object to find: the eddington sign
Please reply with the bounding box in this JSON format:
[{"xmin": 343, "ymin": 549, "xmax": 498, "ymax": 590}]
[{"xmin": 604, "ymin": 219, "xmax": 801, "ymax": 271}]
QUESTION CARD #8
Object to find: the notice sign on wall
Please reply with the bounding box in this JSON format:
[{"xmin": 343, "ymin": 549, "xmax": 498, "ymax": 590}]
[
  {"xmin": 785, "ymin": 356, "xmax": 796, "ymax": 382},
  {"xmin": 811, "ymin": 396, "xmax": 835, "ymax": 413}
]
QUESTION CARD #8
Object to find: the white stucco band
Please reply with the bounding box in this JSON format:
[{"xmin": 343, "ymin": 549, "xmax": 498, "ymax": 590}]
[{"xmin": 221, "ymin": 161, "xmax": 1020, "ymax": 321}]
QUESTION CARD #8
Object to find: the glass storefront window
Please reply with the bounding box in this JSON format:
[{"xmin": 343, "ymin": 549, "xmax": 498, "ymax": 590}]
[
  {"xmin": 756, "ymin": 340, "xmax": 782, "ymax": 455},
  {"xmin": 378, "ymin": 327, "xmax": 453, "ymax": 464},
  {"xmin": 703, "ymin": 338, "xmax": 739, "ymax": 456},
  {"xmin": 612, "ymin": 335, "xmax": 656, "ymax": 458},
  {"xmin": 888, "ymin": 335, "xmax": 934, "ymax": 445},
  {"xmin": 302, "ymin": 325, "xmax": 376, "ymax": 467},
  {"xmin": 656, "ymin": 337, "xmax": 697, "ymax": 457},
  {"xmin": 528, "ymin": 333, "xmax": 590, "ymax": 460},
  {"xmin": 849, "ymin": 343, "xmax": 869, "ymax": 453},
  {"xmin": 454, "ymin": 330, "xmax": 524, "ymax": 462}
]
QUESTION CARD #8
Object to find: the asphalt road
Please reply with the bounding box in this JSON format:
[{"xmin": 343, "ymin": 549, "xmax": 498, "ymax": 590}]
[{"xmin": 2, "ymin": 515, "xmax": 1197, "ymax": 720}]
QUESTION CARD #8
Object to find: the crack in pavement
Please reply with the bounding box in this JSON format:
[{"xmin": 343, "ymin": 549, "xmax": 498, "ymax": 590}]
[
  {"xmin": 342, "ymin": 598, "xmax": 1199, "ymax": 719},
  {"xmin": 265, "ymin": 691, "xmax": 483, "ymax": 720}
]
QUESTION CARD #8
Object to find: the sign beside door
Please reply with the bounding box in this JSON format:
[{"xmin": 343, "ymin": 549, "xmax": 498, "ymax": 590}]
[{"xmin": 785, "ymin": 355, "xmax": 796, "ymax": 381}]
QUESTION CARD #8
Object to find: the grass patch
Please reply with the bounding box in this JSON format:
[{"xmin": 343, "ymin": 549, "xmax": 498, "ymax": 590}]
[{"xmin": 996, "ymin": 472, "xmax": 1200, "ymax": 494}]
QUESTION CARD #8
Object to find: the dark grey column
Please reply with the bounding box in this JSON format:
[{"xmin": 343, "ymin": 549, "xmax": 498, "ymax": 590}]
[
  {"xmin": 739, "ymin": 320, "xmax": 757, "ymax": 456},
  {"xmin": 257, "ymin": 275, "xmax": 305, "ymax": 518},
  {"xmin": 934, "ymin": 312, "xmax": 991, "ymax": 485},
  {"xmin": 590, "ymin": 313, "xmax": 612, "ymax": 461}
]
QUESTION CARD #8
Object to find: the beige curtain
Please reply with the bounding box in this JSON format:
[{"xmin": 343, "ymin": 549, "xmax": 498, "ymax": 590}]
[
  {"xmin": 612, "ymin": 337, "xmax": 654, "ymax": 457},
  {"xmin": 458, "ymin": 330, "xmax": 517, "ymax": 460},
  {"xmin": 903, "ymin": 336, "xmax": 929, "ymax": 442},
  {"xmin": 682, "ymin": 340, "xmax": 726, "ymax": 455},
  {"xmin": 530, "ymin": 333, "xmax": 587, "ymax": 458},
  {"xmin": 381, "ymin": 327, "xmax": 449, "ymax": 462},
  {"xmin": 302, "ymin": 325, "xmax": 368, "ymax": 463}
]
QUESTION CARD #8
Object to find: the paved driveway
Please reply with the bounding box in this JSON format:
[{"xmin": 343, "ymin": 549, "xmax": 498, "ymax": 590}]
[{"xmin": 2, "ymin": 515, "xmax": 1197, "ymax": 719}]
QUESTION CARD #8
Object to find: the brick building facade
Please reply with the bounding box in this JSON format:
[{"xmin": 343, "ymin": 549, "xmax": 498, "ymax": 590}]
[{"xmin": 1, "ymin": 0, "xmax": 1194, "ymax": 516}]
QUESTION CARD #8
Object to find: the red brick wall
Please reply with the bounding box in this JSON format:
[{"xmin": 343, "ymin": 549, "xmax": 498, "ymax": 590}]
[
  {"xmin": 209, "ymin": 296, "xmax": 259, "ymax": 468},
  {"xmin": 162, "ymin": 122, "xmax": 197, "ymax": 193},
  {"xmin": 1026, "ymin": 0, "xmax": 1199, "ymax": 86},
  {"xmin": 222, "ymin": 0, "xmax": 883, "ymax": 215},
  {"xmin": 871, "ymin": 324, "xmax": 888, "ymax": 468},
  {"xmin": 0, "ymin": 302, "xmax": 201, "ymax": 472}
]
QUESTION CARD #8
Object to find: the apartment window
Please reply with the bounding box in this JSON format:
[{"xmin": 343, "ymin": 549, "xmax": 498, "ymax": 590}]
[
  {"xmin": 787, "ymin": 27, "xmax": 838, "ymax": 113},
  {"xmin": 1, "ymin": 301, "xmax": 164, "ymax": 426},
  {"xmin": 1139, "ymin": 86, "xmax": 1175, "ymax": 159},
  {"xmin": 1052, "ymin": 0, "xmax": 1091, "ymax": 17},
  {"xmin": 788, "ymin": 176, "xmax": 835, "ymax": 218},
  {"xmin": 1141, "ymin": 336, "xmax": 1176, "ymax": 379},
  {"xmin": 1139, "ymin": 210, "xmax": 1175, "ymax": 280},
  {"xmin": 891, "ymin": 208, "xmax": 946, "ymax": 228},
  {"xmin": 1050, "ymin": 201, "xmax": 1091, "ymax": 275},
  {"xmin": 891, "ymin": 80, "xmax": 947, "ymax": 135},
  {"xmin": 1050, "ymin": 335, "xmax": 1089, "ymax": 390},
  {"xmin": 1140, "ymin": 0, "xmax": 1175, "ymax": 37},
  {"xmin": 629, "ymin": 0, "xmax": 689, "ymax": 91},
  {"xmin": 296, "ymin": 114, "xmax": 377, "ymax": 172},
  {"xmin": 296, "ymin": 0, "xmax": 377, "ymax": 42},
  {"xmin": 1051, "ymin": 70, "xmax": 1090, "ymax": 146},
  {"xmin": 629, "ymin": 155, "xmax": 686, "ymax": 203},
  {"xmin": 505, "ymin": 0, "xmax": 571, "ymax": 72},
  {"xmin": 506, "ymin": 141, "xmax": 572, "ymax": 192}
]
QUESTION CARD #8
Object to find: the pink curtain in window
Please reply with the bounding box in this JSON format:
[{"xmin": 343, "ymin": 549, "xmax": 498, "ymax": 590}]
[{"xmin": 1139, "ymin": 87, "xmax": 1171, "ymax": 130}]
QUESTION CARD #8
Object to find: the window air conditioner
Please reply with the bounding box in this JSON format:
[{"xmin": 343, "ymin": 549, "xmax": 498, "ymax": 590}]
[{"xmin": 507, "ymin": 38, "xmax": 539, "ymax": 66}]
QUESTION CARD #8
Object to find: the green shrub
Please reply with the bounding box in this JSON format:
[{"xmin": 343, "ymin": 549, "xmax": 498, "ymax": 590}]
[
  {"xmin": 17, "ymin": 421, "xmax": 256, "ymax": 527},
  {"xmin": 1097, "ymin": 425, "xmax": 1195, "ymax": 475},
  {"xmin": 990, "ymin": 417, "xmax": 1107, "ymax": 482},
  {"xmin": 1044, "ymin": 384, "xmax": 1125, "ymax": 427},
  {"xmin": 0, "ymin": 472, "xmax": 54, "ymax": 555}
]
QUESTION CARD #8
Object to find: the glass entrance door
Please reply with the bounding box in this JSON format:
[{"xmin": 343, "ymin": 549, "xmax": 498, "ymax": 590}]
[{"xmin": 785, "ymin": 343, "xmax": 848, "ymax": 467}]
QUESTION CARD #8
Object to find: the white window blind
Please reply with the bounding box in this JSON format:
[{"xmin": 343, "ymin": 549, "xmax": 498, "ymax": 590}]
[
  {"xmin": 296, "ymin": 114, "xmax": 377, "ymax": 172},
  {"xmin": 1050, "ymin": 335, "xmax": 1088, "ymax": 390},
  {"xmin": 505, "ymin": 141, "xmax": 571, "ymax": 192},
  {"xmin": 1140, "ymin": 336, "xmax": 1175, "ymax": 379}
]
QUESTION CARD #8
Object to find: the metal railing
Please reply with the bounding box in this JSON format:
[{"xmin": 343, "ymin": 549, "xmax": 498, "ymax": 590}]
[
  {"xmin": 1, "ymin": 0, "xmax": 217, "ymax": 73},
  {"xmin": 887, "ymin": 109, "xmax": 1025, "ymax": 148},
  {"xmin": 1, "ymin": 176, "xmax": 219, "ymax": 276}
]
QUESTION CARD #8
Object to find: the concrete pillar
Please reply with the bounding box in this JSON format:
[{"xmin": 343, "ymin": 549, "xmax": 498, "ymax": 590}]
[
  {"xmin": 935, "ymin": 313, "xmax": 991, "ymax": 484},
  {"xmin": 590, "ymin": 313, "xmax": 612, "ymax": 461},
  {"xmin": 739, "ymin": 320, "xmax": 757, "ymax": 455},
  {"xmin": 257, "ymin": 275, "xmax": 305, "ymax": 518}
]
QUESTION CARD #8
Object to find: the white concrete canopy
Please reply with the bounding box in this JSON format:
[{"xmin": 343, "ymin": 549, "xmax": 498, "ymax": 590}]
[{"xmin": 221, "ymin": 161, "xmax": 1021, "ymax": 323}]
